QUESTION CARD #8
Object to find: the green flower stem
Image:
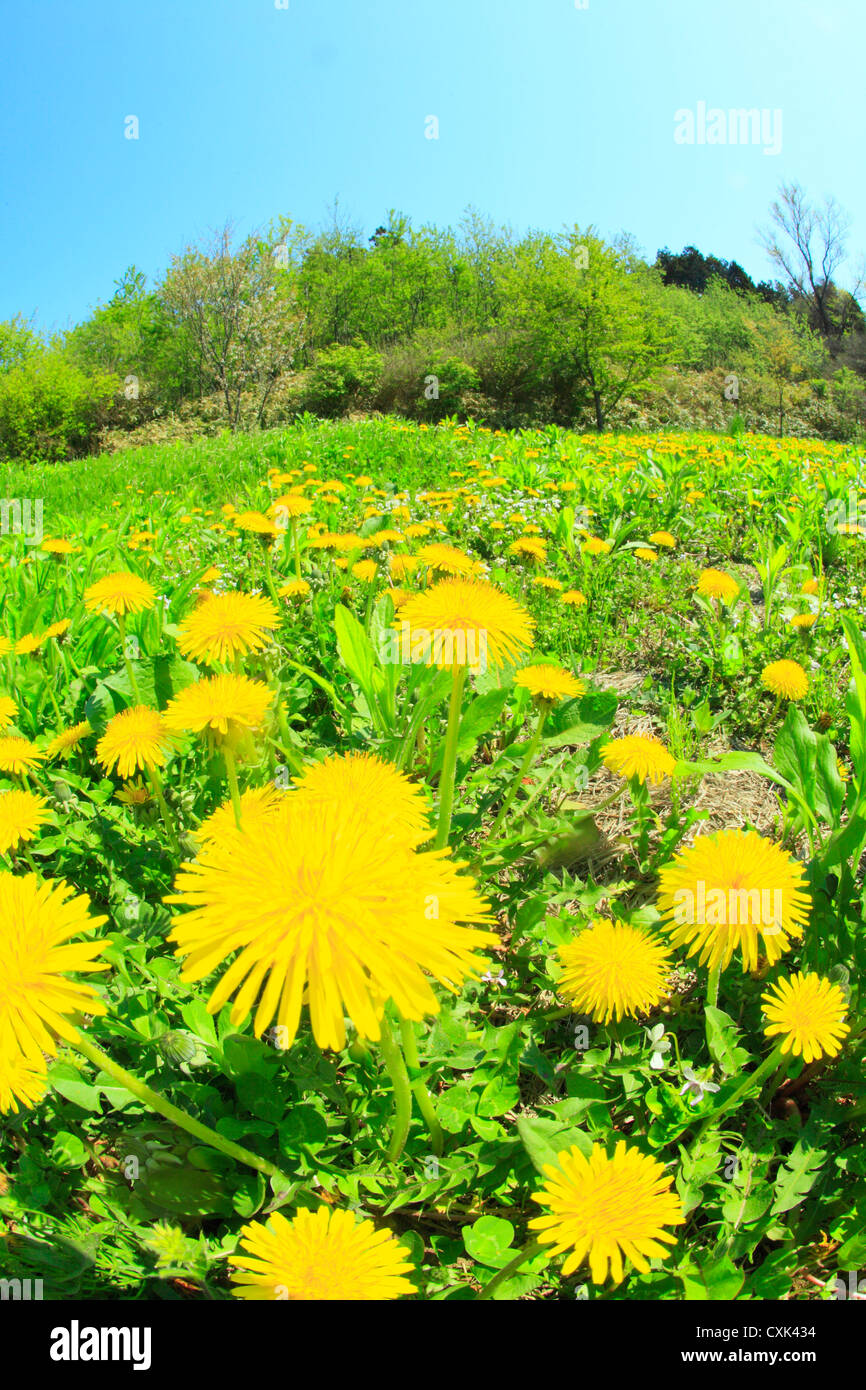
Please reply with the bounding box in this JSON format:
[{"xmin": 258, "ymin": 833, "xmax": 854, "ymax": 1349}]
[
  {"xmin": 488, "ymin": 708, "xmax": 547, "ymax": 840},
  {"xmin": 399, "ymin": 1017, "xmax": 443, "ymax": 1157},
  {"xmin": 694, "ymin": 1042, "xmax": 787, "ymax": 1142},
  {"xmin": 476, "ymin": 1239, "xmax": 546, "ymax": 1300},
  {"xmin": 378, "ymin": 1015, "xmax": 413, "ymax": 1163},
  {"xmin": 145, "ymin": 763, "xmax": 179, "ymax": 854},
  {"xmin": 73, "ymin": 1032, "xmax": 297, "ymax": 1190},
  {"xmin": 117, "ymin": 615, "xmax": 142, "ymax": 703},
  {"xmin": 434, "ymin": 663, "xmax": 467, "ymax": 850},
  {"xmin": 263, "ymin": 547, "xmax": 282, "ymax": 609},
  {"xmin": 223, "ymin": 745, "xmax": 244, "ymax": 829},
  {"xmin": 706, "ymin": 963, "xmax": 721, "ymax": 1011},
  {"xmin": 291, "ymin": 520, "xmax": 302, "ymax": 581}
]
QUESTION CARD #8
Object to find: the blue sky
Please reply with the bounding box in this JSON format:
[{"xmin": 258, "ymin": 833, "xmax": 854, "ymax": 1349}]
[{"xmin": 2, "ymin": 0, "xmax": 863, "ymax": 334}]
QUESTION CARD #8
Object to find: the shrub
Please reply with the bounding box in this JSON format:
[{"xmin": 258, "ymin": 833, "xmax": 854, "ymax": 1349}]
[
  {"xmin": 0, "ymin": 352, "xmax": 119, "ymax": 464},
  {"xmin": 305, "ymin": 342, "xmax": 384, "ymax": 417}
]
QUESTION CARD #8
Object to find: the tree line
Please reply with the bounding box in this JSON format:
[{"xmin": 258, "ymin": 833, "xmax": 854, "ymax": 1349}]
[{"xmin": 1, "ymin": 183, "xmax": 864, "ymax": 462}]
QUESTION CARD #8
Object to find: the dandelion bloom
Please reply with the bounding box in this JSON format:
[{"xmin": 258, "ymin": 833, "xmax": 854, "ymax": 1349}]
[
  {"xmin": 84, "ymin": 571, "xmax": 157, "ymax": 617},
  {"xmin": 40, "ymin": 538, "xmax": 77, "ymax": 556},
  {"xmin": 194, "ymin": 786, "xmax": 283, "ymax": 849},
  {"xmin": 0, "ymin": 638, "xmax": 11, "ymax": 658},
  {"xmin": 116, "ymin": 781, "xmax": 153, "ymax": 807},
  {"xmin": 508, "ymin": 537, "xmax": 548, "ymax": 563},
  {"xmin": 163, "ymin": 674, "xmax": 273, "ymax": 743},
  {"xmin": 177, "ymin": 591, "xmax": 280, "ymax": 665},
  {"xmin": 389, "ymin": 554, "xmax": 420, "ymax": 581},
  {"xmin": 236, "ymin": 510, "xmax": 280, "ymax": 535},
  {"xmin": 532, "ymin": 576, "xmax": 564, "ymax": 591},
  {"xmin": 46, "ymin": 720, "xmax": 92, "ymax": 758},
  {"xmin": 514, "ymin": 663, "xmax": 584, "ymax": 705},
  {"xmin": 529, "ymin": 1141, "xmax": 684, "ymax": 1285},
  {"xmin": 0, "ymin": 1027, "xmax": 48, "ymax": 1114},
  {"xmin": 230, "ymin": 1206, "xmax": 415, "ymax": 1301},
  {"xmin": 800, "ymin": 578, "xmax": 820, "ymax": 596},
  {"xmin": 561, "ymin": 590, "xmax": 587, "ymax": 608},
  {"xmin": 0, "ymin": 872, "xmax": 109, "ymax": 1062},
  {"xmin": 97, "ymin": 706, "xmax": 175, "ymax": 779},
  {"xmin": 696, "ymin": 569, "xmax": 739, "ymax": 603},
  {"xmin": 13, "ymin": 634, "xmax": 43, "ymax": 657},
  {"xmin": 649, "ymin": 532, "xmax": 676, "ymax": 548},
  {"xmin": 417, "ymin": 543, "xmax": 483, "ymax": 577},
  {"xmin": 601, "ymin": 735, "xmax": 675, "ymax": 786},
  {"xmin": 278, "ymin": 579, "xmax": 311, "ymax": 600},
  {"xmin": 556, "ymin": 919, "xmax": 672, "ymax": 1023},
  {"xmin": 657, "ymin": 829, "xmax": 810, "ymax": 973},
  {"xmin": 395, "ymin": 578, "xmax": 533, "ymax": 673},
  {"xmin": 790, "ymin": 613, "xmax": 816, "ymax": 630},
  {"xmin": 0, "ymin": 736, "xmax": 46, "ymax": 776},
  {"xmin": 634, "ymin": 548, "xmax": 657, "ymax": 563},
  {"xmin": 270, "ymin": 495, "xmax": 313, "ymax": 521},
  {"xmin": 167, "ymin": 798, "xmax": 495, "ymax": 1052},
  {"xmin": 293, "ymin": 752, "xmax": 431, "ymax": 848},
  {"xmin": 352, "ymin": 559, "xmax": 378, "ymax": 583},
  {"xmin": 762, "ymin": 659, "xmax": 809, "ymax": 701},
  {"xmin": 0, "ymin": 790, "xmax": 49, "ymax": 854},
  {"xmin": 762, "ymin": 972, "xmax": 849, "ymax": 1064},
  {"xmin": 0, "ymin": 696, "xmax": 17, "ymax": 731},
  {"xmin": 582, "ymin": 537, "xmax": 612, "ymax": 557},
  {"xmin": 43, "ymin": 619, "xmax": 72, "ymax": 640}
]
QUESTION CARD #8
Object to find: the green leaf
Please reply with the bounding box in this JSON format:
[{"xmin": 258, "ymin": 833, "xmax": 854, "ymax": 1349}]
[
  {"xmin": 516, "ymin": 1114, "xmax": 593, "ymax": 1174},
  {"xmin": 771, "ymin": 1131, "xmax": 827, "ymax": 1215},
  {"xmin": 463, "ymin": 1215, "xmax": 516, "ymax": 1268},
  {"xmin": 544, "ymin": 690, "xmax": 617, "ymax": 747},
  {"xmin": 704, "ymin": 1006, "xmax": 751, "ymax": 1077},
  {"xmin": 334, "ymin": 602, "xmax": 377, "ymax": 692},
  {"xmin": 679, "ymin": 1252, "xmax": 745, "ymax": 1300},
  {"xmin": 49, "ymin": 1062, "xmax": 102, "ymax": 1113}
]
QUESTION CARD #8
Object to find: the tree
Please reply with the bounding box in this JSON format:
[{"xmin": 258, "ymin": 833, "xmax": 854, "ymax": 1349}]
[
  {"xmin": 501, "ymin": 229, "xmax": 675, "ymax": 430},
  {"xmin": 759, "ymin": 183, "xmax": 864, "ymax": 349},
  {"xmin": 160, "ymin": 222, "xmax": 305, "ymax": 430}
]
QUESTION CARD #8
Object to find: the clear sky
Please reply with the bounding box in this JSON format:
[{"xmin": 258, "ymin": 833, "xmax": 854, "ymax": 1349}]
[{"xmin": 2, "ymin": 0, "xmax": 863, "ymax": 334}]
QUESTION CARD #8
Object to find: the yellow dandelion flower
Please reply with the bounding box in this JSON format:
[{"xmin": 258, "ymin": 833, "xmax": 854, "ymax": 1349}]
[
  {"xmin": 230, "ymin": 1206, "xmax": 416, "ymax": 1301},
  {"xmin": 561, "ymin": 589, "xmax": 587, "ymax": 608},
  {"xmin": 0, "ymin": 790, "xmax": 49, "ymax": 854},
  {"xmin": 352, "ymin": 559, "xmax": 378, "ymax": 583},
  {"xmin": 514, "ymin": 663, "xmax": 584, "ymax": 705},
  {"xmin": 97, "ymin": 706, "xmax": 175, "ymax": 779},
  {"xmin": 762, "ymin": 972, "xmax": 849, "ymax": 1064},
  {"xmin": 13, "ymin": 634, "xmax": 43, "ymax": 656},
  {"xmin": 417, "ymin": 543, "xmax": 483, "ymax": 577},
  {"xmin": 509, "ymin": 537, "xmax": 548, "ymax": 563},
  {"xmin": 762, "ymin": 659, "xmax": 809, "ymax": 700},
  {"xmin": 657, "ymin": 828, "xmax": 810, "ymax": 973},
  {"xmin": 395, "ymin": 578, "xmax": 533, "ymax": 672},
  {"xmin": 800, "ymin": 578, "xmax": 820, "ymax": 596},
  {"xmin": 293, "ymin": 752, "xmax": 431, "ymax": 847},
  {"xmin": 116, "ymin": 780, "xmax": 153, "ymax": 807},
  {"xmin": 46, "ymin": 720, "xmax": 92, "ymax": 758},
  {"xmin": 556, "ymin": 919, "xmax": 672, "ymax": 1022},
  {"xmin": 40, "ymin": 538, "xmax": 77, "ymax": 556},
  {"xmin": 0, "ymin": 737, "xmax": 46, "ymax": 776},
  {"xmin": 194, "ymin": 785, "xmax": 283, "ymax": 849},
  {"xmin": 43, "ymin": 619, "xmax": 72, "ymax": 640},
  {"xmin": 177, "ymin": 591, "xmax": 280, "ymax": 665},
  {"xmin": 163, "ymin": 673, "xmax": 273, "ymax": 743},
  {"xmin": 278, "ymin": 579, "xmax": 311, "ymax": 601},
  {"xmin": 634, "ymin": 548, "xmax": 657, "ymax": 563},
  {"xmin": 696, "ymin": 568, "xmax": 739, "ymax": 603},
  {"xmin": 582, "ymin": 537, "xmax": 612, "ymax": 557},
  {"xmin": 234, "ymin": 511, "xmax": 280, "ymax": 539},
  {"xmin": 167, "ymin": 797, "xmax": 496, "ymax": 1052},
  {"xmin": 389, "ymin": 554, "xmax": 420, "ymax": 581},
  {"xmin": 532, "ymin": 576, "xmax": 564, "ymax": 591},
  {"xmin": 0, "ymin": 696, "xmax": 17, "ymax": 731},
  {"xmin": 649, "ymin": 532, "xmax": 676, "ymax": 548},
  {"xmin": 84, "ymin": 572, "xmax": 157, "ymax": 617},
  {"xmin": 790, "ymin": 613, "xmax": 816, "ymax": 630},
  {"xmin": 0, "ymin": 1027, "xmax": 48, "ymax": 1114},
  {"xmin": 601, "ymin": 735, "xmax": 676, "ymax": 786},
  {"xmin": 0, "ymin": 872, "xmax": 109, "ymax": 1062},
  {"xmin": 529, "ymin": 1140, "xmax": 684, "ymax": 1285}
]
